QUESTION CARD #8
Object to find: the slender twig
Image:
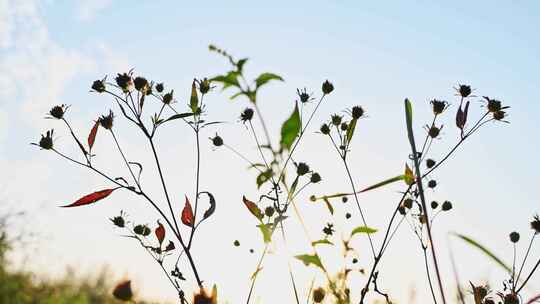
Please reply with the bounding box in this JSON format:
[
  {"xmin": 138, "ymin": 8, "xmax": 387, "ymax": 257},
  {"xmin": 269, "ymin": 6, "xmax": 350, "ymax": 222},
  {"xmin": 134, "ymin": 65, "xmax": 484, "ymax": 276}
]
[{"xmin": 516, "ymin": 233, "xmax": 536, "ymax": 285}]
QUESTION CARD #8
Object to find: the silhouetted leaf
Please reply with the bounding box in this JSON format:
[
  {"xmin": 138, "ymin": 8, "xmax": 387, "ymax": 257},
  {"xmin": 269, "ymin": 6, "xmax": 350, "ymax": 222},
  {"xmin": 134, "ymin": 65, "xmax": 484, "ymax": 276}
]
[
  {"xmin": 257, "ymin": 223, "xmax": 272, "ymax": 243},
  {"xmin": 359, "ymin": 175, "xmax": 404, "ymax": 193},
  {"xmin": 452, "ymin": 233, "xmax": 511, "ymax": 273},
  {"xmin": 155, "ymin": 221, "xmax": 165, "ymax": 245},
  {"xmin": 181, "ymin": 196, "xmax": 194, "ymax": 227},
  {"xmin": 255, "ymin": 72, "xmax": 283, "ymax": 88},
  {"xmin": 60, "ymin": 188, "xmax": 117, "ymax": 207},
  {"xmin": 163, "ymin": 112, "xmax": 194, "ymax": 124},
  {"xmin": 351, "ymin": 226, "xmax": 378, "ymax": 237},
  {"xmin": 199, "ymin": 191, "xmax": 216, "ymax": 220},
  {"xmin": 88, "ymin": 120, "xmax": 99, "ymax": 151},
  {"xmin": 311, "ymin": 239, "xmax": 334, "ymax": 246},
  {"xmin": 294, "ymin": 254, "xmax": 325, "ymax": 271},
  {"xmin": 280, "ymin": 102, "xmax": 301, "ymax": 150},
  {"xmin": 242, "ymin": 196, "xmax": 263, "ymax": 221}
]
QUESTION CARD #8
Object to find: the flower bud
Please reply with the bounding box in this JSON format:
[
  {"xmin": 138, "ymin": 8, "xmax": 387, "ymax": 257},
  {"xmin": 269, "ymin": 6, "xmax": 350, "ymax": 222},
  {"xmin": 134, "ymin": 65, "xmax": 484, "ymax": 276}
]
[
  {"xmin": 99, "ymin": 111, "xmax": 114, "ymax": 130},
  {"xmin": 322, "ymin": 80, "xmax": 334, "ymax": 94},
  {"xmin": 38, "ymin": 130, "xmax": 54, "ymax": 150},
  {"xmin": 331, "ymin": 114, "xmax": 342, "ymax": 126},
  {"xmin": 457, "ymin": 84, "xmax": 472, "ymax": 98},
  {"xmin": 342, "ymin": 197, "xmax": 348, "ymax": 203},
  {"xmin": 264, "ymin": 206, "xmax": 275, "ymax": 217},
  {"xmin": 428, "ymin": 126, "xmax": 441, "ymax": 138},
  {"xmin": 211, "ymin": 134, "xmax": 223, "ymax": 147},
  {"xmin": 426, "ymin": 159, "xmax": 436, "ymax": 168},
  {"xmin": 199, "ymin": 78, "xmax": 211, "ymax": 94},
  {"xmin": 430, "ymin": 99, "xmax": 447, "ymax": 115},
  {"xmin": 296, "ymin": 162, "xmax": 310, "ymax": 176},
  {"xmin": 91, "ymin": 79, "xmax": 106, "ymax": 93},
  {"xmin": 49, "ymin": 105, "xmax": 66, "ymax": 119},
  {"xmin": 431, "ymin": 201, "xmax": 439, "ymax": 209},
  {"xmin": 163, "ymin": 90, "xmax": 174, "ymax": 104},
  {"xmin": 351, "ymin": 106, "xmax": 365, "ymax": 119},
  {"xmin": 442, "ymin": 201, "xmax": 453, "ymax": 211},
  {"xmin": 493, "ymin": 110, "xmax": 507, "ymax": 121},
  {"xmin": 509, "ymin": 231, "xmax": 520, "ymax": 243},
  {"xmin": 115, "ymin": 72, "xmax": 133, "ymax": 93},
  {"xmin": 320, "ymin": 123, "xmax": 330, "ymax": 135},
  {"xmin": 240, "ymin": 108, "xmax": 254, "ymax": 123},
  {"xmin": 310, "ymin": 172, "xmax": 321, "ymax": 183},
  {"xmin": 427, "ymin": 180, "xmax": 437, "ymax": 189},
  {"xmin": 155, "ymin": 83, "xmax": 164, "ymax": 93},
  {"xmin": 110, "ymin": 216, "xmax": 125, "ymax": 228},
  {"xmin": 531, "ymin": 214, "xmax": 540, "ymax": 234}
]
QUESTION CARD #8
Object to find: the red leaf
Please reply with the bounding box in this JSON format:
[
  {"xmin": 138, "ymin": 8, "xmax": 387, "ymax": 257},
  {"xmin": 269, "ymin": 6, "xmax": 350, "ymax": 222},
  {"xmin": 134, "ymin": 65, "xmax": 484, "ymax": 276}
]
[
  {"xmin": 155, "ymin": 221, "xmax": 165, "ymax": 245},
  {"xmin": 60, "ymin": 188, "xmax": 116, "ymax": 207},
  {"xmin": 242, "ymin": 195, "xmax": 263, "ymax": 220},
  {"xmin": 181, "ymin": 196, "xmax": 194, "ymax": 227},
  {"xmin": 88, "ymin": 120, "xmax": 99, "ymax": 151}
]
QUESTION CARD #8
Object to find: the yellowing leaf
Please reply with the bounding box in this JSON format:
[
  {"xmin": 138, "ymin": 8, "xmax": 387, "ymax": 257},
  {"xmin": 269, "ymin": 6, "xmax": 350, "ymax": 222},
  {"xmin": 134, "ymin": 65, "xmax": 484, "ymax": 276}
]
[{"xmin": 404, "ymin": 164, "xmax": 415, "ymax": 185}]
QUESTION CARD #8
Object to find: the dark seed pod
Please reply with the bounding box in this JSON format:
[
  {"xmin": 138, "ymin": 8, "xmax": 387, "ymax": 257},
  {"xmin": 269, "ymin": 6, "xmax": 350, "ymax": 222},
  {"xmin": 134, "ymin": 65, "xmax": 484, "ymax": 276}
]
[
  {"xmin": 99, "ymin": 111, "xmax": 114, "ymax": 130},
  {"xmin": 457, "ymin": 84, "xmax": 472, "ymax": 98},
  {"xmin": 441, "ymin": 201, "xmax": 453, "ymax": 211},
  {"xmin": 427, "ymin": 180, "xmax": 437, "ymax": 189},
  {"xmin": 403, "ymin": 198, "xmax": 413, "ymax": 209},
  {"xmin": 115, "ymin": 73, "xmax": 133, "ymax": 92},
  {"xmin": 352, "ymin": 258, "xmax": 358, "ymax": 264},
  {"xmin": 38, "ymin": 130, "xmax": 54, "ymax": 150},
  {"xmin": 110, "ymin": 216, "xmax": 125, "ymax": 228},
  {"xmin": 264, "ymin": 206, "xmax": 275, "ymax": 217},
  {"xmin": 345, "ymin": 213, "xmax": 351, "ymax": 219},
  {"xmin": 310, "ymin": 172, "xmax": 322, "ymax": 183},
  {"xmin": 211, "ymin": 134, "xmax": 223, "ymax": 147},
  {"xmin": 163, "ymin": 90, "xmax": 174, "ymax": 104},
  {"xmin": 233, "ymin": 240, "xmax": 240, "ymax": 247},
  {"xmin": 331, "ymin": 114, "xmax": 342, "ymax": 126},
  {"xmin": 49, "ymin": 105, "xmax": 66, "ymax": 119},
  {"xmin": 531, "ymin": 214, "xmax": 540, "ymax": 234},
  {"xmin": 430, "ymin": 99, "xmax": 447, "ymax": 115},
  {"xmin": 340, "ymin": 122, "xmax": 348, "ymax": 131},
  {"xmin": 155, "ymin": 83, "xmax": 164, "ymax": 93},
  {"xmin": 398, "ymin": 206, "xmax": 406, "ymax": 215},
  {"xmin": 296, "ymin": 162, "xmax": 310, "ymax": 176},
  {"xmin": 240, "ymin": 108, "xmax": 254, "ymax": 123},
  {"xmin": 199, "ymin": 78, "xmax": 211, "ymax": 94},
  {"xmin": 320, "ymin": 123, "xmax": 330, "ymax": 135},
  {"xmin": 91, "ymin": 79, "xmax": 106, "ymax": 93},
  {"xmin": 426, "ymin": 159, "xmax": 436, "ymax": 168},
  {"xmin": 134, "ymin": 77, "xmax": 149, "ymax": 92},
  {"xmin": 313, "ymin": 287, "xmax": 326, "ymax": 303},
  {"xmin": 342, "ymin": 197, "xmax": 348, "ymax": 203},
  {"xmin": 428, "ymin": 126, "xmax": 441, "ymax": 138},
  {"xmin": 351, "ymin": 106, "xmax": 365, "ymax": 119},
  {"xmin": 322, "ymin": 80, "xmax": 334, "ymax": 94},
  {"xmin": 509, "ymin": 231, "xmax": 520, "ymax": 243},
  {"xmin": 431, "ymin": 201, "xmax": 439, "ymax": 209}
]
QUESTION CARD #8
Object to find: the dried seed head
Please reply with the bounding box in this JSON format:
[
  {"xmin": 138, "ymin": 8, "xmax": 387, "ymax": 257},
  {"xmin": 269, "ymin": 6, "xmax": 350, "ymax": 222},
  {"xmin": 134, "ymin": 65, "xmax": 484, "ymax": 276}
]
[
  {"xmin": 264, "ymin": 206, "xmax": 275, "ymax": 217},
  {"xmin": 531, "ymin": 214, "xmax": 540, "ymax": 234},
  {"xmin": 240, "ymin": 108, "xmax": 254, "ymax": 123},
  {"xmin": 199, "ymin": 78, "xmax": 211, "ymax": 94},
  {"xmin": 340, "ymin": 122, "xmax": 348, "ymax": 131},
  {"xmin": 115, "ymin": 72, "xmax": 133, "ymax": 92},
  {"xmin": 431, "ymin": 201, "xmax": 439, "ymax": 209},
  {"xmin": 351, "ymin": 106, "xmax": 365, "ymax": 119},
  {"xmin": 49, "ymin": 105, "xmax": 66, "ymax": 119},
  {"xmin": 297, "ymin": 88, "xmax": 313, "ymax": 103},
  {"xmin": 91, "ymin": 79, "xmax": 106, "ymax": 93},
  {"xmin": 320, "ymin": 123, "xmax": 330, "ymax": 135},
  {"xmin": 310, "ymin": 172, "xmax": 322, "ymax": 183},
  {"xmin": 134, "ymin": 76, "xmax": 149, "ymax": 92},
  {"xmin": 483, "ymin": 96, "xmax": 502, "ymax": 113},
  {"xmin": 504, "ymin": 293, "xmax": 519, "ymax": 304},
  {"xmin": 296, "ymin": 162, "xmax": 310, "ymax": 176},
  {"xmin": 428, "ymin": 126, "xmax": 441, "ymax": 138},
  {"xmin": 345, "ymin": 213, "xmax": 351, "ymax": 219},
  {"xmin": 38, "ymin": 130, "xmax": 54, "ymax": 150},
  {"xmin": 457, "ymin": 84, "xmax": 472, "ymax": 98},
  {"xmin": 163, "ymin": 90, "xmax": 174, "ymax": 104},
  {"xmin": 509, "ymin": 231, "xmax": 520, "ymax": 243},
  {"xmin": 427, "ymin": 180, "xmax": 437, "ymax": 189},
  {"xmin": 493, "ymin": 110, "xmax": 507, "ymax": 121},
  {"xmin": 99, "ymin": 111, "xmax": 114, "ymax": 130},
  {"xmin": 342, "ymin": 196, "xmax": 348, "ymax": 203},
  {"xmin": 331, "ymin": 114, "xmax": 342, "ymax": 126},
  {"xmin": 322, "ymin": 80, "xmax": 334, "ymax": 94},
  {"xmin": 313, "ymin": 287, "xmax": 326, "ymax": 303},
  {"xmin": 233, "ymin": 240, "xmax": 240, "ymax": 247},
  {"xmin": 442, "ymin": 201, "xmax": 453, "ymax": 211},
  {"xmin": 155, "ymin": 83, "xmax": 164, "ymax": 93},
  {"xmin": 211, "ymin": 134, "xmax": 223, "ymax": 147},
  {"xmin": 110, "ymin": 215, "xmax": 125, "ymax": 228},
  {"xmin": 134, "ymin": 224, "xmax": 151, "ymax": 236},
  {"xmin": 430, "ymin": 99, "xmax": 447, "ymax": 115},
  {"xmin": 426, "ymin": 158, "xmax": 436, "ymax": 168}
]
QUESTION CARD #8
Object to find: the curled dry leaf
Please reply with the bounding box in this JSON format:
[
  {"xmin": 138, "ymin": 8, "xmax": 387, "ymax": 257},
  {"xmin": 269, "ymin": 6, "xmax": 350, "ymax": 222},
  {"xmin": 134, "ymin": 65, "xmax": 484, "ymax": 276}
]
[
  {"xmin": 155, "ymin": 221, "xmax": 165, "ymax": 245},
  {"xmin": 88, "ymin": 120, "xmax": 99, "ymax": 151},
  {"xmin": 181, "ymin": 196, "xmax": 194, "ymax": 227},
  {"xmin": 60, "ymin": 188, "xmax": 117, "ymax": 208}
]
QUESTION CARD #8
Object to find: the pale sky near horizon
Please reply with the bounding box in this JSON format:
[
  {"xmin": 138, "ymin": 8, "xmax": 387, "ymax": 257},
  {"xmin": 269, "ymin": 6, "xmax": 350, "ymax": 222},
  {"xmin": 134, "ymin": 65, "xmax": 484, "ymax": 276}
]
[{"xmin": 1, "ymin": 1, "xmax": 540, "ymax": 303}]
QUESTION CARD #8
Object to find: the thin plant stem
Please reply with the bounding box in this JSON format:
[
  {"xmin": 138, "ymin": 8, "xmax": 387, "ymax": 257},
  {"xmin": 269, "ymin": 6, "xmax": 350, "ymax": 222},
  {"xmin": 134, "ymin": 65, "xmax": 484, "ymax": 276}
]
[{"xmin": 516, "ymin": 233, "xmax": 536, "ymax": 284}]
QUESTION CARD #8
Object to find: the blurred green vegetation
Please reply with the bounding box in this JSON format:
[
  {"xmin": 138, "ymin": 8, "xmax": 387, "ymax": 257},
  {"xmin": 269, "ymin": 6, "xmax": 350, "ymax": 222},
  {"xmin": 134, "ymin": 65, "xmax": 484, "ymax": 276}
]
[{"xmin": 0, "ymin": 215, "xmax": 160, "ymax": 304}]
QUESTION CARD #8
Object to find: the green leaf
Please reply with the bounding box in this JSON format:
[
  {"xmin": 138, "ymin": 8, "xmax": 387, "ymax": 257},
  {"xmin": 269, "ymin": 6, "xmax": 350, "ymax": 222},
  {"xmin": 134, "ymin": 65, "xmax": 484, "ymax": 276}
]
[
  {"xmin": 255, "ymin": 72, "xmax": 283, "ymax": 88},
  {"xmin": 294, "ymin": 254, "xmax": 325, "ymax": 271},
  {"xmin": 229, "ymin": 91, "xmax": 244, "ymax": 100},
  {"xmin": 358, "ymin": 175, "xmax": 404, "ymax": 193},
  {"xmin": 256, "ymin": 169, "xmax": 273, "ymax": 189},
  {"xmin": 452, "ymin": 233, "xmax": 511, "ymax": 273},
  {"xmin": 257, "ymin": 223, "xmax": 272, "ymax": 243},
  {"xmin": 346, "ymin": 118, "xmax": 357, "ymax": 143},
  {"xmin": 351, "ymin": 226, "xmax": 378, "ymax": 237},
  {"xmin": 211, "ymin": 71, "xmax": 240, "ymax": 90},
  {"xmin": 237, "ymin": 58, "xmax": 248, "ymax": 72},
  {"xmin": 280, "ymin": 102, "xmax": 301, "ymax": 150},
  {"xmin": 404, "ymin": 164, "xmax": 415, "ymax": 185},
  {"xmin": 311, "ymin": 239, "xmax": 334, "ymax": 246}
]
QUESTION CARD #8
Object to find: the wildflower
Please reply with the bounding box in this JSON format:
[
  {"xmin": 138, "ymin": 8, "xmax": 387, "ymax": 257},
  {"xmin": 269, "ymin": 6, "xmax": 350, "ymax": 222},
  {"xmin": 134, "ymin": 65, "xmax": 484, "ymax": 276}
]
[
  {"xmin": 155, "ymin": 83, "xmax": 164, "ymax": 93},
  {"xmin": 133, "ymin": 77, "xmax": 149, "ymax": 92},
  {"xmin": 310, "ymin": 172, "xmax": 321, "ymax": 183},
  {"xmin": 323, "ymin": 223, "xmax": 334, "ymax": 236},
  {"xmin": 426, "ymin": 159, "xmax": 436, "ymax": 169},
  {"xmin": 112, "ymin": 280, "xmax": 133, "ymax": 301},
  {"xmin": 115, "ymin": 72, "xmax": 133, "ymax": 92},
  {"xmin": 240, "ymin": 108, "xmax": 254, "ymax": 123},
  {"xmin": 331, "ymin": 114, "xmax": 342, "ymax": 126},
  {"xmin": 296, "ymin": 162, "xmax": 310, "ymax": 176},
  {"xmin": 211, "ymin": 134, "xmax": 223, "ymax": 147},
  {"xmin": 297, "ymin": 88, "xmax": 313, "ymax": 103},
  {"xmin": 99, "ymin": 110, "xmax": 114, "ymax": 130},
  {"xmin": 48, "ymin": 105, "xmax": 67, "ymax": 119},
  {"xmin": 163, "ymin": 90, "xmax": 174, "ymax": 104},
  {"xmin": 430, "ymin": 99, "xmax": 448, "ymax": 115},
  {"xmin": 322, "ymin": 80, "xmax": 334, "ymax": 94},
  {"xmin": 320, "ymin": 123, "xmax": 330, "ymax": 135},
  {"xmin": 91, "ymin": 78, "xmax": 106, "ymax": 93},
  {"xmin": 351, "ymin": 105, "xmax": 365, "ymax": 119},
  {"xmin": 313, "ymin": 287, "xmax": 326, "ymax": 303},
  {"xmin": 509, "ymin": 232, "xmax": 520, "ymax": 243},
  {"xmin": 530, "ymin": 214, "xmax": 540, "ymax": 234},
  {"xmin": 264, "ymin": 206, "xmax": 275, "ymax": 217},
  {"xmin": 456, "ymin": 84, "xmax": 472, "ymax": 98},
  {"xmin": 442, "ymin": 201, "xmax": 453, "ymax": 211},
  {"xmin": 37, "ymin": 130, "xmax": 54, "ymax": 150}
]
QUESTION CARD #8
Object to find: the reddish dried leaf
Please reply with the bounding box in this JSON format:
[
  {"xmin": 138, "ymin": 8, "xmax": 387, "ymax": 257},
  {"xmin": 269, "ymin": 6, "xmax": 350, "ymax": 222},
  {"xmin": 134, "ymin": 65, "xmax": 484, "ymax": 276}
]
[
  {"xmin": 181, "ymin": 196, "xmax": 194, "ymax": 227},
  {"xmin": 112, "ymin": 280, "xmax": 133, "ymax": 301},
  {"xmin": 60, "ymin": 188, "xmax": 116, "ymax": 208},
  {"xmin": 155, "ymin": 221, "xmax": 165, "ymax": 245},
  {"xmin": 242, "ymin": 195, "xmax": 263, "ymax": 221},
  {"xmin": 88, "ymin": 120, "xmax": 99, "ymax": 151}
]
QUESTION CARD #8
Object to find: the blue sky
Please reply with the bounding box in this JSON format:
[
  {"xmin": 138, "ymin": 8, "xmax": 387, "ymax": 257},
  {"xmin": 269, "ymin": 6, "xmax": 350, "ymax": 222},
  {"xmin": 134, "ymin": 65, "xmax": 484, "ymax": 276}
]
[{"xmin": 1, "ymin": 1, "xmax": 539, "ymax": 303}]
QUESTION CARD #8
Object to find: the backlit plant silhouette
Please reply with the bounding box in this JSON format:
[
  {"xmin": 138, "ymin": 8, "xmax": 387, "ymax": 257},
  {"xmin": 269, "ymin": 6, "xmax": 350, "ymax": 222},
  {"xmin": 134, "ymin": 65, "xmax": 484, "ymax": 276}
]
[{"xmin": 34, "ymin": 46, "xmax": 540, "ymax": 304}]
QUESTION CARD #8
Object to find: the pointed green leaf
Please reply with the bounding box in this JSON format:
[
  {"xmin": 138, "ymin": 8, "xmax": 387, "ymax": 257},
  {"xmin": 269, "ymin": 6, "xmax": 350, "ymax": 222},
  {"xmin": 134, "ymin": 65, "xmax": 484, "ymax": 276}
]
[
  {"xmin": 359, "ymin": 175, "xmax": 404, "ymax": 193},
  {"xmin": 351, "ymin": 226, "xmax": 378, "ymax": 237},
  {"xmin": 294, "ymin": 254, "xmax": 325, "ymax": 271},
  {"xmin": 452, "ymin": 233, "xmax": 511, "ymax": 273},
  {"xmin": 257, "ymin": 223, "xmax": 272, "ymax": 243},
  {"xmin": 311, "ymin": 239, "xmax": 334, "ymax": 246},
  {"xmin": 280, "ymin": 102, "xmax": 301, "ymax": 150},
  {"xmin": 346, "ymin": 118, "xmax": 357, "ymax": 143},
  {"xmin": 255, "ymin": 72, "xmax": 283, "ymax": 88}
]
